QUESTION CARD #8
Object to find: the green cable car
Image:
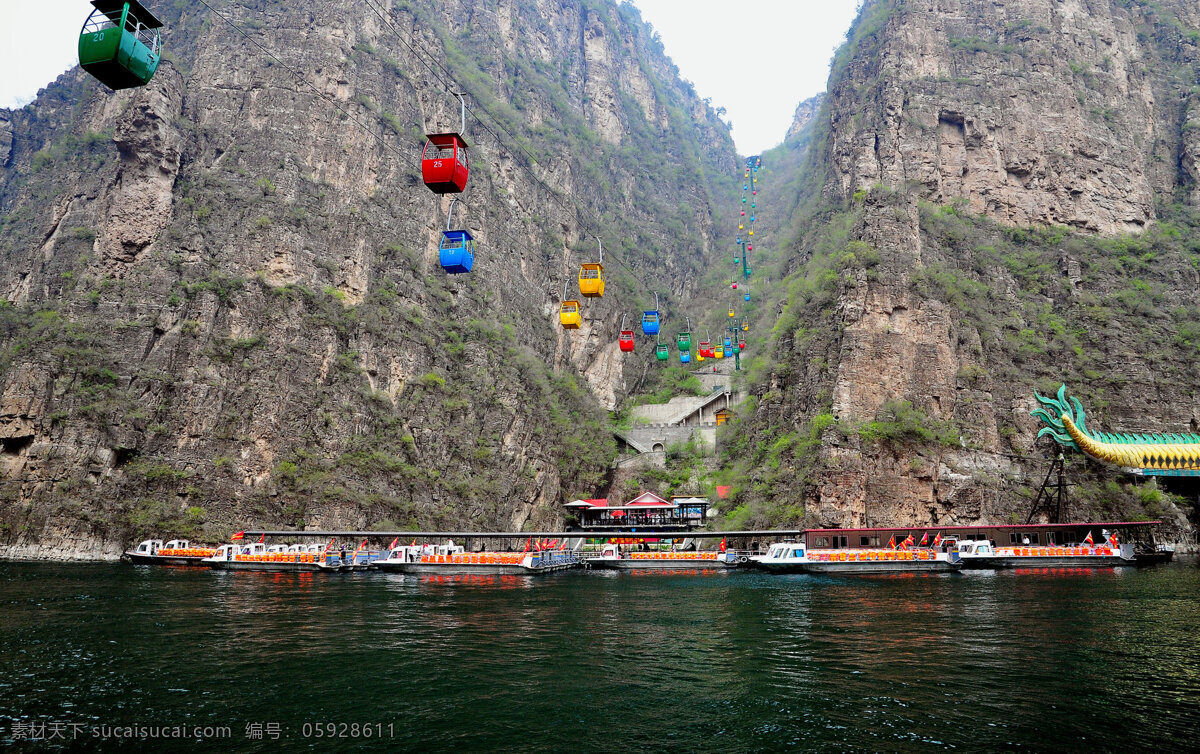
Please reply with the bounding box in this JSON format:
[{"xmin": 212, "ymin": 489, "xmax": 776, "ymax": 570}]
[
  {"xmin": 655, "ymin": 343, "xmax": 669, "ymax": 361},
  {"xmin": 676, "ymin": 331, "xmax": 691, "ymax": 351},
  {"xmin": 79, "ymin": 1, "xmax": 164, "ymax": 91}
]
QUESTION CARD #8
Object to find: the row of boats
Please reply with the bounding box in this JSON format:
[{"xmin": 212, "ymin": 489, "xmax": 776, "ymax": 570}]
[{"xmin": 124, "ymin": 531, "xmax": 1162, "ymax": 576}]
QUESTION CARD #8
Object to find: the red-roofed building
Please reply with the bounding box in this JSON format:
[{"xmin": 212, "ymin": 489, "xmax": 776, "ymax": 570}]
[
  {"xmin": 624, "ymin": 492, "xmax": 671, "ymax": 508},
  {"xmin": 565, "ymin": 492, "xmax": 710, "ymax": 531}
]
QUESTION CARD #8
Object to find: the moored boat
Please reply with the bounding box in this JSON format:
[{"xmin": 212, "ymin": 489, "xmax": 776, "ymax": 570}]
[
  {"xmin": 373, "ymin": 543, "xmax": 580, "ymax": 574},
  {"xmin": 203, "ymin": 542, "xmax": 371, "ymax": 572},
  {"xmin": 123, "ymin": 539, "xmax": 215, "ymax": 566},
  {"xmin": 586, "ymin": 543, "xmax": 740, "ymax": 570},
  {"xmin": 1134, "ymin": 543, "xmax": 1175, "ymax": 566},
  {"xmin": 753, "ymin": 542, "xmax": 962, "ymax": 574},
  {"xmin": 952, "ymin": 539, "xmax": 1135, "ymax": 568}
]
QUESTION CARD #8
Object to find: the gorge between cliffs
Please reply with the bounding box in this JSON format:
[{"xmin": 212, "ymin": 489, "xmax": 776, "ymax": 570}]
[{"xmin": 2, "ymin": 0, "xmax": 1200, "ymax": 559}]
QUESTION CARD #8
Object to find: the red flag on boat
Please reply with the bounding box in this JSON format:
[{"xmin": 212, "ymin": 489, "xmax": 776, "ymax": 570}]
[
  {"xmin": 719, "ymin": 537, "xmax": 727, "ymax": 553},
  {"xmin": 410, "ymin": 539, "xmax": 417, "ymax": 547},
  {"xmin": 903, "ymin": 534, "xmax": 915, "ymax": 549},
  {"xmin": 388, "ymin": 538, "xmax": 399, "ymax": 550},
  {"xmin": 256, "ymin": 533, "xmax": 265, "ymax": 544},
  {"xmin": 324, "ymin": 538, "xmax": 336, "ymax": 553},
  {"xmin": 932, "ymin": 532, "xmax": 942, "ymax": 547},
  {"xmin": 231, "ymin": 531, "xmax": 245, "ymax": 541},
  {"xmin": 357, "ymin": 539, "xmax": 368, "ymax": 552},
  {"xmin": 1107, "ymin": 533, "xmax": 1119, "ymax": 547},
  {"xmin": 1083, "ymin": 531, "xmax": 1094, "ymax": 545},
  {"xmin": 919, "ymin": 531, "xmax": 929, "ymax": 546},
  {"xmin": 887, "ymin": 535, "xmax": 896, "ymax": 550},
  {"xmin": 523, "ymin": 537, "xmax": 531, "ymax": 553},
  {"xmin": 558, "ymin": 540, "xmax": 567, "ymax": 551}
]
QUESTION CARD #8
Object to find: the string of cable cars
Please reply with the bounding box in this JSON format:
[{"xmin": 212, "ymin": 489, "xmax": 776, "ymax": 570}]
[
  {"xmin": 76, "ymin": 1, "xmax": 745, "ymax": 370},
  {"xmin": 79, "ymin": 3, "xmax": 702, "ymax": 377}
]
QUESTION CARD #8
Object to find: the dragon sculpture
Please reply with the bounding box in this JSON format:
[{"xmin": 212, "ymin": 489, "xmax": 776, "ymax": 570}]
[{"xmin": 1032, "ymin": 385, "xmax": 1200, "ymax": 476}]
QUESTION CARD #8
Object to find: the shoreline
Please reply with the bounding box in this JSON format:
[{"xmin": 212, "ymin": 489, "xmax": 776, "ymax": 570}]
[{"xmin": 1, "ymin": 543, "xmax": 1197, "ymax": 563}]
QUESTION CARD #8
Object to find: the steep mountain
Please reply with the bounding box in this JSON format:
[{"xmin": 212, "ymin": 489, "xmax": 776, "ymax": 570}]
[
  {"xmin": 0, "ymin": 0, "xmax": 738, "ymax": 557},
  {"xmin": 724, "ymin": 0, "xmax": 1200, "ymax": 534}
]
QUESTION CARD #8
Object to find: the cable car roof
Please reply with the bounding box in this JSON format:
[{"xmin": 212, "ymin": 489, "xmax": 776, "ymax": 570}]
[
  {"xmin": 91, "ymin": 0, "xmax": 164, "ymax": 28},
  {"xmin": 424, "ymin": 132, "xmax": 470, "ymax": 148}
]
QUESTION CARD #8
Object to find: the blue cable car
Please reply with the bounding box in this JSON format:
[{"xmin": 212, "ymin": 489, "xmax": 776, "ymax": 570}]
[
  {"xmin": 642, "ymin": 292, "xmax": 661, "ymax": 335},
  {"xmin": 641, "ymin": 311, "xmax": 659, "ymax": 335},
  {"xmin": 439, "ymin": 230, "xmax": 475, "ymax": 274},
  {"xmin": 744, "ymin": 292, "xmax": 751, "ymax": 302},
  {"xmin": 438, "ymin": 198, "xmax": 474, "ymax": 274},
  {"xmin": 680, "ymin": 350, "xmax": 691, "ymax": 364},
  {"xmin": 723, "ymin": 336, "xmax": 733, "ymax": 349}
]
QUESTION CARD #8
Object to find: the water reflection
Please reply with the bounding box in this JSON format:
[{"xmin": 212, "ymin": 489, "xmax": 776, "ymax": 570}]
[{"xmin": 0, "ymin": 561, "xmax": 1197, "ymax": 750}]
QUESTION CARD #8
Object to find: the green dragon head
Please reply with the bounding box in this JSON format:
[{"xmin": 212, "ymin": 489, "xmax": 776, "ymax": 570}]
[{"xmin": 1031, "ymin": 384, "xmax": 1090, "ymax": 448}]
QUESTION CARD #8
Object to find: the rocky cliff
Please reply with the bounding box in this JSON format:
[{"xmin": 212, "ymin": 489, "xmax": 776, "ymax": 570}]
[
  {"xmin": 0, "ymin": 0, "xmax": 737, "ymax": 557},
  {"xmin": 724, "ymin": 0, "xmax": 1200, "ymax": 536},
  {"xmin": 825, "ymin": 0, "xmax": 1200, "ymax": 235}
]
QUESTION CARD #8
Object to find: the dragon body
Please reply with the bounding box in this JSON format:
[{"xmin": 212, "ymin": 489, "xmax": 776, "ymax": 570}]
[{"xmin": 1032, "ymin": 385, "xmax": 1200, "ymax": 474}]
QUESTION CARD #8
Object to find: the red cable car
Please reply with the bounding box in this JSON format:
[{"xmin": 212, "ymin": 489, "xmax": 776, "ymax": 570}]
[
  {"xmin": 619, "ymin": 330, "xmax": 635, "ymax": 352},
  {"xmin": 618, "ymin": 315, "xmax": 635, "ymax": 352},
  {"xmin": 422, "ymin": 95, "xmax": 469, "ymax": 194}
]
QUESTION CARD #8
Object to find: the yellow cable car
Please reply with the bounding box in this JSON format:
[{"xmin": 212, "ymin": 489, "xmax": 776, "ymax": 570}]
[
  {"xmin": 728, "ymin": 308, "xmax": 735, "ymax": 318},
  {"xmin": 560, "ymin": 300, "xmax": 582, "ymax": 329},
  {"xmin": 578, "ymin": 237, "xmax": 606, "ymax": 298},
  {"xmin": 579, "ymin": 263, "xmax": 605, "ymax": 298}
]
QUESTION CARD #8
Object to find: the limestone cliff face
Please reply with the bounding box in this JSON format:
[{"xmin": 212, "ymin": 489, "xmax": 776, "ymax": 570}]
[
  {"xmin": 0, "ymin": 0, "xmax": 735, "ymax": 556},
  {"xmin": 732, "ymin": 0, "xmax": 1200, "ymax": 534},
  {"xmin": 786, "ymin": 94, "xmax": 824, "ymax": 142},
  {"xmin": 826, "ymin": 0, "xmax": 1199, "ymax": 235}
]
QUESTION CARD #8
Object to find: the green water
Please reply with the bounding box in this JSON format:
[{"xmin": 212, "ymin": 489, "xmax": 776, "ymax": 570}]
[{"xmin": 1, "ymin": 561, "xmax": 1198, "ymax": 751}]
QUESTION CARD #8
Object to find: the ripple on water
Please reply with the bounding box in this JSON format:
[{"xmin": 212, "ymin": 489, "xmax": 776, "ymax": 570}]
[{"xmin": 1, "ymin": 561, "xmax": 1199, "ymax": 750}]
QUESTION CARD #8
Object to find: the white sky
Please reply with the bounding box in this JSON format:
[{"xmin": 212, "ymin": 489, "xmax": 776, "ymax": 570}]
[
  {"xmin": 631, "ymin": 0, "xmax": 860, "ymax": 153},
  {"xmin": 0, "ymin": 0, "xmax": 861, "ymax": 154},
  {"xmin": 0, "ymin": 0, "xmax": 88, "ymax": 109}
]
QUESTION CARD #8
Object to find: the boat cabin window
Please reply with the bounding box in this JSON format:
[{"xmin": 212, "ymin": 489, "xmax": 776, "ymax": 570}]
[
  {"xmin": 1045, "ymin": 532, "xmax": 1057, "ymax": 544},
  {"xmin": 1009, "ymin": 532, "xmax": 1039, "ymax": 545},
  {"xmin": 859, "ymin": 536, "xmax": 880, "ymax": 547},
  {"xmin": 812, "ymin": 536, "xmax": 830, "ymax": 548},
  {"xmin": 792, "ymin": 549, "xmax": 804, "ymax": 558}
]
